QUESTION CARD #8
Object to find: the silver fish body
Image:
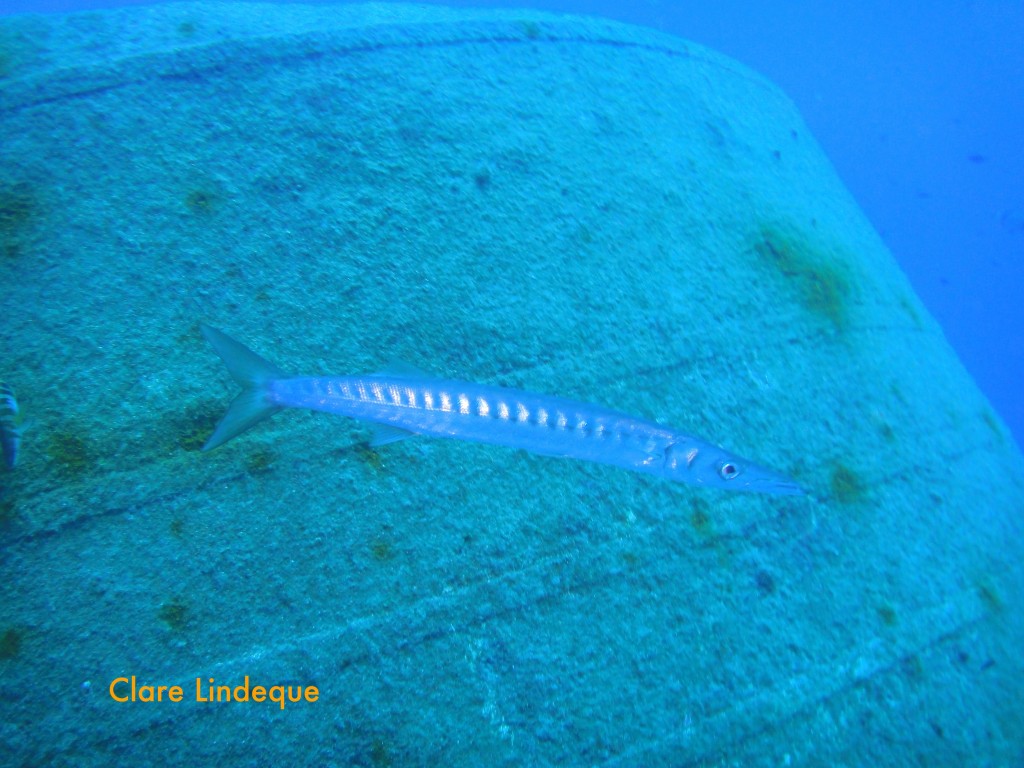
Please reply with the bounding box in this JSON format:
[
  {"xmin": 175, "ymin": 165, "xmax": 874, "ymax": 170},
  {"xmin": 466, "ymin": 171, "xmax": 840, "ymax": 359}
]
[
  {"xmin": 201, "ymin": 325, "xmax": 803, "ymax": 496},
  {"xmin": 0, "ymin": 381, "xmax": 21, "ymax": 469}
]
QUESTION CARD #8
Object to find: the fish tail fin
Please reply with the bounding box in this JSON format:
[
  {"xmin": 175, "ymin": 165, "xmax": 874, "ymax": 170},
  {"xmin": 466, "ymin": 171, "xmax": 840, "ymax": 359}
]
[{"xmin": 200, "ymin": 324, "xmax": 287, "ymax": 451}]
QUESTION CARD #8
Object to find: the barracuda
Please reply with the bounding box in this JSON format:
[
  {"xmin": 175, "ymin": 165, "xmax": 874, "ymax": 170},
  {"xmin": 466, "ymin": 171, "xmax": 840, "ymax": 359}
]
[{"xmin": 200, "ymin": 324, "xmax": 803, "ymax": 495}]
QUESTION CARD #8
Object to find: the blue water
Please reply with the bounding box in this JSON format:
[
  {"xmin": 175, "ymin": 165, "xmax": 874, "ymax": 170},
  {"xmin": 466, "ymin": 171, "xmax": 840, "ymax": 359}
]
[
  {"xmin": 2, "ymin": 2, "xmax": 1023, "ymax": 766},
  {"xmin": 6, "ymin": 0, "xmax": 1019, "ymax": 450}
]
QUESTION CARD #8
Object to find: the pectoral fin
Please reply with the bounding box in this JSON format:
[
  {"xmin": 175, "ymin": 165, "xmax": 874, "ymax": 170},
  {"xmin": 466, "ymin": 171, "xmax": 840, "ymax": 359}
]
[{"xmin": 368, "ymin": 423, "xmax": 417, "ymax": 447}]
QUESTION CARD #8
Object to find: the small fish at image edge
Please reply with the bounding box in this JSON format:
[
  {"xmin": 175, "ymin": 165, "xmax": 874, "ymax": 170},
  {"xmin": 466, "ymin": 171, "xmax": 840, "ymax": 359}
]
[{"xmin": 0, "ymin": 381, "xmax": 22, "ymax": 470}]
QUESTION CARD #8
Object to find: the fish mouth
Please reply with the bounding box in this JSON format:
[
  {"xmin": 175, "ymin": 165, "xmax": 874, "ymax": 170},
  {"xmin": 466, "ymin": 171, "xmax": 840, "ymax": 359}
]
[{"xmin": 744, "ymin": 474, "xmax": 805, "ymax": 496}]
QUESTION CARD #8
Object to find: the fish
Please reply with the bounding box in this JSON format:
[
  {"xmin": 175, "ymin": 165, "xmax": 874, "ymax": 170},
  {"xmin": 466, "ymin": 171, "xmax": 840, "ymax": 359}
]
[
  {"xmin": 0, "ymin": 381, "xmax": 22, "ymax": 469},
  {"xmin": 200, "ymin": 325, "xmax": 803, "ymax": 495}
]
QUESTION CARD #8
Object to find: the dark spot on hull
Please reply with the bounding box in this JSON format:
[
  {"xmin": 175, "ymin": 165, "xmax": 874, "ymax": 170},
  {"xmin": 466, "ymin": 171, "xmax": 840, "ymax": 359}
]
[{"xmin": 753, "ymin": 224, "xmax": 855, "ymax": 331}]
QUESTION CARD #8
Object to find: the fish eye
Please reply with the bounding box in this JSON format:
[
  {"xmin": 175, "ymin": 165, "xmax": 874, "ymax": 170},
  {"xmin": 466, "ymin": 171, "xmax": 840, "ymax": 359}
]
[{"xmin": 718, "ymin": 462, "xmax": 740, "ymax": 481}]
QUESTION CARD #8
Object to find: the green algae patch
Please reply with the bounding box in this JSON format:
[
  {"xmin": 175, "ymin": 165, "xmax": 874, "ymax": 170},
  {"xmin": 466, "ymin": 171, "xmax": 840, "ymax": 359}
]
[
  {"xmin": 0, "ymin": 181, "xmax": 37, "ymax": 261},
  {"xmin": 976, "ymin": 578, "xmax": 1004, "ymax": 613},
  {"xmin": 754, "ymin": 224, "xmax": 855, "ymax": 331},
  {"xmin": 184, "ymin": 188, "xmax": 220, "ymax": 215},
  {"xmin": 981, "ymin": 409, "xmax": 1005, "ymax": 443},
  {"xmin": 354, "ymin": 442, "xmax": 386, "ymax": 472},
  {"xmin": 901, "ymin": 654, "xmax": 925, "ymax": 682},
  {"xmin": 369, "ymin": 737, "xmax": 394, "ymax": 768},
  {"xmin": 830, "ymin": 462, "xmax": 866, "ymax": 504},
  {"xmin": 0, "ymin": 182, "xmax": 34, "ymax": 232},
  {"xmin": 182, "ymin": 177, "xmax": 229, "ymax": 217},
  {"xmin": 0, "ymin": 626, "xmax": 23, "ymax": 659},
  {"xmin": 689, "ymin": 497, "xmax": 713, "ymax": 535},
  {"xmin": 158, "ymin": 597, "xmax": 189, "ymax": 631},
  {"xmin": 520, "ymin": 20, "xmax": 542, "ymax": 40},
  {"xmin": 170, "ymin": 400, "xmax": 223, "ymax": 453},
  {"xmin": 877, "ymin": 604, "xmax": 898, "ymax": 627},
  {"xmin": 898, "ymin": 295, "xmax": 924, "ymax": 328},
  {"xmin": 370, "ymin": 537, "xmax": 395, "ymax": 562},
  {"xmin": 0, "ymin": 498, "xmax": 17, "ymax": 530},
  {"xmin": 245, "ymin": 445, "xmax": 275, "ymax": 474},
  {"xmin": 45, "ymin": 430, "xmax": 96, "ymax": 477}
]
